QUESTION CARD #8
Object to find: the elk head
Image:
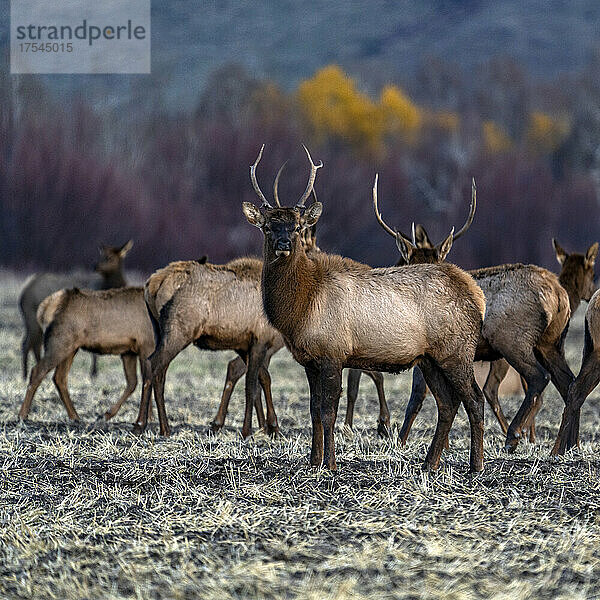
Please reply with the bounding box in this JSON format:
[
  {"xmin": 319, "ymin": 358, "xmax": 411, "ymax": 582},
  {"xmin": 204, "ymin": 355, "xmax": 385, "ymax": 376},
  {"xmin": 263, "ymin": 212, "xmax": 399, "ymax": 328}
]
[
  {"xmin": 242, "ymin": 145, "xmax": 323, "ymax": 260},
  {"xmin": 373, "ymin": 176, "xmax": 476, "ymax": 265},
  {"xmin": 553, "ymin": 238, "xmax": 599, "ymax": 303},
  {"xmin": 95, "ymin": 240, "xmax": 133, "ymax": 275}
]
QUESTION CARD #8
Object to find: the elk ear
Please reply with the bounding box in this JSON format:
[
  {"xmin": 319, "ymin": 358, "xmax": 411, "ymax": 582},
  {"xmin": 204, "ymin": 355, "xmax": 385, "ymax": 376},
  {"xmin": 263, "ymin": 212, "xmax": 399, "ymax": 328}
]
[
  {"xmin": 414, "ymin": 224, "xmax": 433, "ymax": 249},
  {"xmin": 119, "ymin": 240, "xmax": 133, "ymax": 258},
  {"xmin": 396, "ymin": 234, "xmax": 415, "ymax": 264},
  {"xmin": 585, "ymin": 242, "xmax": 599, "ymax": 268},
  {"xmin": 242, "ymin": 202, "xmax": 265, "ymax": 228},
  {"xmin": 553, "ymin": 239, "xmax": 567, "ymax": 265},
  {"xmin": 196, "ymin": 255, "xmax": 208, "ymax": 264},
  {"xmin": 436, "ymin": 228, "xmax": 454, "ymax": 261},
  {"xmin": 302, "ymin": 202, "xmax": 323, "ymax": 227}
]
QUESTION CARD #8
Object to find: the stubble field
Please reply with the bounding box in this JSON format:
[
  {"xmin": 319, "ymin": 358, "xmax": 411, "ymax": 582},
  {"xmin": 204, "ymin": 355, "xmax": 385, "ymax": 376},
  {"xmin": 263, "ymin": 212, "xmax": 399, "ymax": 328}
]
[{"xmin": 1, "ymin": 271, "xmax": 600, "ymax": 599}]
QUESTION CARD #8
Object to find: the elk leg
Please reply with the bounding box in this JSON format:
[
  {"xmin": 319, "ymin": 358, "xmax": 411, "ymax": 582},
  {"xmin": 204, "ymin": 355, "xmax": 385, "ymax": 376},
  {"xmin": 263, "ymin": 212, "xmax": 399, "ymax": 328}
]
[
  {"xmin": 344, "ymin": 368, "xmax": 362, "ymax": 431},
  {"xmin": 419, "ymin": 359, "xmax": 461, "ymax": 471},
  {"xmin": 365, "ymin": 370, "xmax": 390, "ymax": 437},
  {"xmin": 211, "ymin": 355, "xmax": 247, "ymax": 432},
  {"xmin": 52, "ymin": 352, "xmax": 80, "ymax": 421},
  {"xmin": 142, "ymin": 335, "xmax": 190, "ymax": 436},
  {"xmin": 502, "ymin": 353, "xmax": 550, "ymax": 453},
  {"xmin": 535, "ymin": 343, "xmax": 575, "ymax": 402},
  {"xmin": 258, "ymin": 365, "xmax": 279, "ymax": 436},
  {"xmin": 21, "ymin": 330, "xmax": 38, "ymax": 381},
  {"xmin": 458, "ymin": 374, "xmax": 485, "ymax": 473},
  {"xmin": 19, "ymin": 354, "xmax": 63, "ymax": 420},
  {"xmin": 241, "ymin": 345, "xmax": 267, "ymax": 439},
  {"xmin": 104, "ymin": 353, "xmax": 137, "ymax": 420},
  {"xmin": 552, "ymin": 352, "xmax": 600, "ymax": 455},
  {"xmin": 319, "ymin": 360, "xmax": 343, "ymax": 471},
  {"xmin": 482, "ymin": 359, "xmax": 510, "ymax": 434},
  {"xmin": 305, "ymin": 361, "xmax": 323, "ymax": 467},
  {"xmin": 134, "ymin": 357, "xmax": 154, "ymax": 434},
  {"xmin": 90, "ymin": 354, "xmax": 98, "ymax": 379},
  {"xmin": 152, "ymin": 366, "xmax": 171, "ymax": 436},
  {"xmin": 521, "ymin": 393, "xmax": 543, "ymax": 443},
  {"xmin": 399, "ymin": 367, "xmax": 427, "ymax": 445}
]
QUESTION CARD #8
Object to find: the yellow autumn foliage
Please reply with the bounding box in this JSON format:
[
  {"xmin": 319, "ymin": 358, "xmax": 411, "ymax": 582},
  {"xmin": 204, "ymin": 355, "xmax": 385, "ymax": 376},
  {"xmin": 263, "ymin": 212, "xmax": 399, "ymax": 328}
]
[
  {"xmin": 483, "ymin": 120, "xmax": 512, "ymax": 153},
  {"xmin": 526, "ymin": 112, "xmax": 570, "ymax": 153},
  {"xmin": 297, "ymin": 65, "xmax": 384, "ymax": 152},
  {"xmin": 380, "ymin": 85, "xmax": 422, "ymax": 143}
]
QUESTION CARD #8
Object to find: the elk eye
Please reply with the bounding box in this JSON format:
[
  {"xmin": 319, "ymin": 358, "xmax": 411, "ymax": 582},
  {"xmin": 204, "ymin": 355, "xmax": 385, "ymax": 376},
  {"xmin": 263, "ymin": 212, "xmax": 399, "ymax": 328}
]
[{"xmin": 295, "ymin": 226, "xmax": 302, "ymax": 232}]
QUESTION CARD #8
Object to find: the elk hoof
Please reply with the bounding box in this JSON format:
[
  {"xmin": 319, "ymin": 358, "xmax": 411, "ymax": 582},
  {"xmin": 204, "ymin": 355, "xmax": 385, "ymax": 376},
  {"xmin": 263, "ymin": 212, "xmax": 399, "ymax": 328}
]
[
  {"xmin": 263, "ymin": 424, "xmax": 280, "ymax": 438},
  {"xmin": 208, "ymin": 421, "xmax": 223, "ymax": 434},
  {"xmin": 132, "ymin": 423, "xmax": 146, "ymax": 436},
  {"xmin": 377, "ymin": 421, "xmax": 391, "ymax": 438}
]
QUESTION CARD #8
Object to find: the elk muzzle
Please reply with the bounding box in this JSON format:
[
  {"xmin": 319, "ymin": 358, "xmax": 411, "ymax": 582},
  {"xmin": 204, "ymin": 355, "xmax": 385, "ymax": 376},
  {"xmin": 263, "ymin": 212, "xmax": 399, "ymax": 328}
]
[{"xmin": 274, "ymin": 238, "xmax": 292, "ymax": 256}]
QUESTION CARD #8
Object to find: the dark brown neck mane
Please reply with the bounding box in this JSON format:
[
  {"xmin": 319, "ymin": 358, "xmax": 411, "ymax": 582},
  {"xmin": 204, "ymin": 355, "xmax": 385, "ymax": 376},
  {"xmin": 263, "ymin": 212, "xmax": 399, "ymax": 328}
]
[{"xmin": 261, "ymin": 237, "xmax": 318, "ymax": 339}]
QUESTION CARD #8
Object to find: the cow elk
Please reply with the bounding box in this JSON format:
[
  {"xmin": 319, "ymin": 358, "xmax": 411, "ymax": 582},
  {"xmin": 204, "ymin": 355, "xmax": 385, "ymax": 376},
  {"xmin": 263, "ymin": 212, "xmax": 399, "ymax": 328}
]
[
  {"xmin": 136, "ymin": 256, "xmax": 284, "ymax": 438},
  {"xmin": 18, "ymin": 285, "xmax": 155, "ymax": 422},
  {"xmin": 242, "ymin": 146, "xmax": 486, "ymax": 472},
  {"xmin": 19, "ymin": 241, "xmax": 133, "ymax": 380}
]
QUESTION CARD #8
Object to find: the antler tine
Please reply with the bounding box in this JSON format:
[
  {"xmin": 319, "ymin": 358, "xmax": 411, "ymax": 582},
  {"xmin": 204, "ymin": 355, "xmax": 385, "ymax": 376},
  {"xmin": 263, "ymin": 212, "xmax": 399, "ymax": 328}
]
[
  {"xmin": 295, "ymin": 144, "xmax": 323, "ymax": 209},
  {"xmin": 411, "ymin": 222, "xmax": 416, "ymax": 246},
  {"xmin": 250, "ymin": 144, "xmax": 273, "ymax": 209},
  {"xmin": 453, "ymin": 177, "xmax": 477, "ymax": 242},
  {"xmin": 273, "ymin": 160, "xmax": 288, "ymax": 207},
  {"xmin": 372, "ymin": 174, "xmax": 397, "ymax": 239}
]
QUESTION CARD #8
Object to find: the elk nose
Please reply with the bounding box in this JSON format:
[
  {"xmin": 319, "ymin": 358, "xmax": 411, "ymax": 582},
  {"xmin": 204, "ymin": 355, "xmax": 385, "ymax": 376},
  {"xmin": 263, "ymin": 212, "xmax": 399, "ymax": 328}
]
[{"xmin": 275, "ymin": 239, "xmax": 291, "ymax": 251}]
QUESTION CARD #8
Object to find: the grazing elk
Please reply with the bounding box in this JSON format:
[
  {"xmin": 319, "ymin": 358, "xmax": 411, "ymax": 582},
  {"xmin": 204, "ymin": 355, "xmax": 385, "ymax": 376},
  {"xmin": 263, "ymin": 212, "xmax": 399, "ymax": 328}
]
[
  {"xmin": 135, "ymin": 256, "xmax": 284, "ymax": 438},
  {"xmin": 242, "ymin": 145, "xmax": 486, "ymax": 472},
  {"xmin": 552, "ymin": 288, "xmax": 600, "ymax": 455},
  {"xmin": 18, "ymin": 286, "xmax": 155, "ymax": 422},
  {"xmin": 343, "ymin": 180, "xmax": 476, "ymax": 436},
  {"xmin": 19, "ymin": 241, "xmax": 133, "ymax": 380},
  {"xmin": 480, "ymin": 239, "xmax": 598, "ymax": 441},
  {"xmin": 370, "ymin": 182, "xmax": 588, "ymax": 452}
]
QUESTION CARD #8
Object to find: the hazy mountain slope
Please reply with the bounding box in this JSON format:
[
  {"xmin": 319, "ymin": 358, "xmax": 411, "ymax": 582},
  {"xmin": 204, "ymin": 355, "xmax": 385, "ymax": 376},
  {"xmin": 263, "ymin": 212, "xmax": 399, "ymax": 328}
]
[{"xmin": 1, "ymin": 0, "xmax": 599, "ymax": 107}]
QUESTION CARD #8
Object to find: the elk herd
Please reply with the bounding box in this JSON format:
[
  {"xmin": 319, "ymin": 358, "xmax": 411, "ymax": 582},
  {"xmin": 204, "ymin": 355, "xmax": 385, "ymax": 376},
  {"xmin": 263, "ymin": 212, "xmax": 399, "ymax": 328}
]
[{"xmin": 15, "ymin": 145, "xmax": 600, "ymax": 472}]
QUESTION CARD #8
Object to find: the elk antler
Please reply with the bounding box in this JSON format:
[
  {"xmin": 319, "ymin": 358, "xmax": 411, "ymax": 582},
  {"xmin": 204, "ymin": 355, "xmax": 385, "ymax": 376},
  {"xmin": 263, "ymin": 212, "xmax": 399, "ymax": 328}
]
[
  {"xmin": 372, "ymin": 174, "xmax": 413, "ymax": 242},
  {"xmin": 453, "ymin": 178, "xmax": 476, "ymax": 242},
  {"xmin": 273, "ymin": 160, "xmax": 288, "ymax": 208},
  {"xmin": 295, "ymin": 145, "xmax": 323, "ymax": 209},
  {"xmin": 250, "ymin": 144, "xmax": 273, "ymax": 209}
]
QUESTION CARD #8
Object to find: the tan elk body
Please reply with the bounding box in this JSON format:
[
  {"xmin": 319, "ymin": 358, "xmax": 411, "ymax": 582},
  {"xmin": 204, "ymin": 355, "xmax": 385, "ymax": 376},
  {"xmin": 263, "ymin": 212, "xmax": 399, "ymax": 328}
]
[
  {"xmin": 135, "ymin": 256, "xmax": 284, "ymax": 437},
  {"xmin": 242, "ymin": 146, "xmax": 487, "ymax": 472},
  {"xmin": 18, "ymin": 241, "xmax": 133, "ymax": 380},
  {"xmin": 18, "ymin": 286, "xmax": 155, "ymax": 422},
  {"xmin": 368, "ymin": 180, "xmax": 596, "ymax": 451}
]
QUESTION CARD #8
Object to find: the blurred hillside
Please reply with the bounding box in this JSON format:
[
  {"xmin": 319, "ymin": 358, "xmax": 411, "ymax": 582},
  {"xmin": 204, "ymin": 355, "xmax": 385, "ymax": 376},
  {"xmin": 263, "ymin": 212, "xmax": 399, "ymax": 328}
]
[{"xmin": 2, "ymin": 1, "xmax": 600, "ymax": 109}]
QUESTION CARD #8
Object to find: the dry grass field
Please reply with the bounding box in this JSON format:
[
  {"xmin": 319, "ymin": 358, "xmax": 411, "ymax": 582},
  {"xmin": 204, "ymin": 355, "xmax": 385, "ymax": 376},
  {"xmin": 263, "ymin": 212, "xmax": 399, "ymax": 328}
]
[{"xmin": 1, "ymin": 271, "xmax": 600, "ymax": 599}]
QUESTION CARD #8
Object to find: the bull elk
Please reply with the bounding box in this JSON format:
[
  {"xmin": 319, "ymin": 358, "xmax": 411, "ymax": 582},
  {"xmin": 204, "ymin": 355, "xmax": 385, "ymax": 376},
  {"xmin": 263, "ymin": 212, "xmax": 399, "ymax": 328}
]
[
  {"xmin": 18, "ymin": 286, "xmax": 155, "ymax": 422},
  {"xmin": 18, "ymin": 241, "xmax": 133, "ymax": 380},
  {"xmin": 371, "ymin": 179, "xmax": 591, "ymax": 452},
  {"xmin": 242, "ymin": 145, "xmax": 486, "ymax": 472},
  {"xmin": 343, "ymin": 179, "xmax": 476, "ymax": 435},
  {"xmin": 552, "ymin": 288, "xmax": 600, "ymax": 455}
]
